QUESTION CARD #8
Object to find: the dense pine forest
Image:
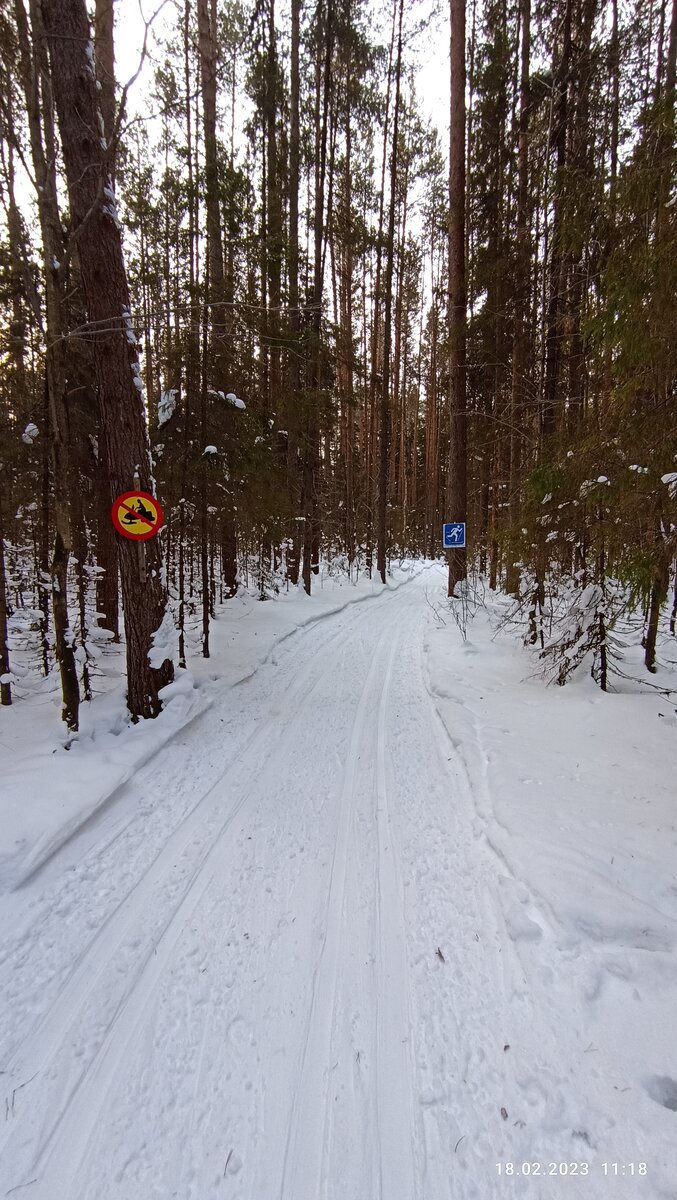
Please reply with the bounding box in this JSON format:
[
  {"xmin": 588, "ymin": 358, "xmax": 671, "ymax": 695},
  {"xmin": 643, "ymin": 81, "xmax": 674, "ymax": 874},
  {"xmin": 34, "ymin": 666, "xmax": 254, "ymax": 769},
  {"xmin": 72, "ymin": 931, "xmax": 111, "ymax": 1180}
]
[{"xmin": 0, "ymin": 0, "xmax": 675, "ymax": 729}]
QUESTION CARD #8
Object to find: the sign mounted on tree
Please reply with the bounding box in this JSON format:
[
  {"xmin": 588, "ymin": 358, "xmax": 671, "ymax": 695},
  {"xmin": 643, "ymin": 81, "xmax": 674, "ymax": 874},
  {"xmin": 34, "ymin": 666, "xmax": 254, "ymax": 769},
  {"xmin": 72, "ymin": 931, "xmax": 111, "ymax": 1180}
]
[
  {"xmin": 443, "ymin": 522, "xmax": 466, "ymax": 549},
  {"xmin": 112, "ymin": 491, "xmax": 163, "ymax": 541}
]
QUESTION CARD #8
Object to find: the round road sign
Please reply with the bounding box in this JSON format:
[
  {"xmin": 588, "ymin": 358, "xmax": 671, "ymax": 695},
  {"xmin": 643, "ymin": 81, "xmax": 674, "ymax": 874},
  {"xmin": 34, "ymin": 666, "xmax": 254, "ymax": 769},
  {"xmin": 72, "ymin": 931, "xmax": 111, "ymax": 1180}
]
[{"xmin": 112, "ymin": 490, "xmax": 163, "ymax": 541}]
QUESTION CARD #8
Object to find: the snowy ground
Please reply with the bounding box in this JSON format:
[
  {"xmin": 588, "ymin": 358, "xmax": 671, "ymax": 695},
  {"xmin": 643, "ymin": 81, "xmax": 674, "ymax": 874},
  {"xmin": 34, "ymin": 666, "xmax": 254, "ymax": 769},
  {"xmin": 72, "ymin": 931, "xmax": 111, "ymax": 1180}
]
[
  {"xmin": 1, "ymin": 563, "xmax": 676, "ymax": 1199},
  {"xmin": 0, "ymin": 561, "xmax": 421, "ymax": 891}
]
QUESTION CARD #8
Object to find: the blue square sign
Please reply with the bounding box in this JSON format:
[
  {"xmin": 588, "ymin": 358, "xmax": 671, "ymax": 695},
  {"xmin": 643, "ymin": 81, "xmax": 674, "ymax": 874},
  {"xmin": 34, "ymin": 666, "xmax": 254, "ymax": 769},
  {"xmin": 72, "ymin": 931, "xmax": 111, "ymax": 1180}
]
[{"xmin": 443, "ymin": 522, "xmax": 466, "ymax": 549}]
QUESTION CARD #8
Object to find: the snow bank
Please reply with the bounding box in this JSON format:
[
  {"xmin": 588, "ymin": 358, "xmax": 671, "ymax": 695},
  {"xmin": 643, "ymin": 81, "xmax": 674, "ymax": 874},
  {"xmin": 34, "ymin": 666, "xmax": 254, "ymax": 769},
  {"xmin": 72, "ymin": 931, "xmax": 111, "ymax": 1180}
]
[
  {"xmin": 425, "ymin": 592, "xmax": 677, "ymax": 955},
  {"xmin": 423, "ymin": 575, "xmax": 677, "ymax": 1195}
]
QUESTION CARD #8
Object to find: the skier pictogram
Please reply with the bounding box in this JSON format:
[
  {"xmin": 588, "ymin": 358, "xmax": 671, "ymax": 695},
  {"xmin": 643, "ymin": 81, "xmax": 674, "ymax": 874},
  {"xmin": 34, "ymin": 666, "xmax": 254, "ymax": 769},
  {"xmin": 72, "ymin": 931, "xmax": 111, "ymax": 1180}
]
[{"xmin": 442, "ymin": 522, "xmax": 466, "ymax": 549}]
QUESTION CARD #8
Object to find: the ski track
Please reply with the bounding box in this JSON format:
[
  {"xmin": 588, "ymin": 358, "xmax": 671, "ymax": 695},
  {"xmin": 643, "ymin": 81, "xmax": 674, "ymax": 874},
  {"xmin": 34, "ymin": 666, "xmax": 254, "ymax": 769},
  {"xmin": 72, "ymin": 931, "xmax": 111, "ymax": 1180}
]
[
  {"xmin": 1, "ymin": 566, "xmax": 667, "ymax": 1200},
  {"xmin": 0, "ymin": 584, "xmax": 398, "ymax": 1068},
  {"xmin": 373, "ymin": 624, "xmax": 418, "ymax": 1200},
  {"xmin": 2, "ymin": 606, "xmax": 340, "ymax": 1077},
  {"xmin": 278, "ymin": 618, "xmax": 394, "ymax": 1200},
  {"xmin": 1, "ymin": 583, "xmax": 419, "ymax": 1198},
  {"xmin": 0, "ymin": 598, "xmax": 381, "ymax": 1165}
]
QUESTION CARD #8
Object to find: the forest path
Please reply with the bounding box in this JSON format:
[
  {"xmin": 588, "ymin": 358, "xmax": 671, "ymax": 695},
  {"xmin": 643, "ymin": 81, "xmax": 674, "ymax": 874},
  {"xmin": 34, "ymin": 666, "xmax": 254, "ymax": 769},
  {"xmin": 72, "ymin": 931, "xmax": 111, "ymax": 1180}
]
[{"xmin": 1, "ymin": 567, "xmax": 609, "ymax": 1200}]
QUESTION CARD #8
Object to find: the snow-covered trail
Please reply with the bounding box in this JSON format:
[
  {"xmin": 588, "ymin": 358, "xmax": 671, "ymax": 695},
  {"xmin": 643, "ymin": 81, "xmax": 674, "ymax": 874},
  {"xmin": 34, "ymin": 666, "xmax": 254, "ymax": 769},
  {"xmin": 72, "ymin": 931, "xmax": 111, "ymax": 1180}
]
[{"xmin": 0, "ymin": 568, "xmax": 667, "ymax": 1199}]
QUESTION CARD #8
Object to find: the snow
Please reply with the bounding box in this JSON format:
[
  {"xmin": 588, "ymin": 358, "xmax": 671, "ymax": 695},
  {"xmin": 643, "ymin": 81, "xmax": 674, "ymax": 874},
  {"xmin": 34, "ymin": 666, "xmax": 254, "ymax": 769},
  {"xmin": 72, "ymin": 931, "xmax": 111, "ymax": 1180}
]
[
  {"xmin": 0, "ymin": 562, "xmax": 422, "ymax": 892},
  {"xmin": 147, "ymin": 608, "xmax": 177, "ymax": 670},
  {"xmin": 157, "ymin": 388, "xmax": 178, "ymax": 425},
  {"xmin": 225, "ymin": 391, "xmax": 246, "ymax": 409},
  {"xmin": 121, "ymin": 308, "xmax": 138, "ymax": 348},
  {"xmin": 1, "ymin": 565, "xmax": 676, "ymax": 1199},
  {"xmin": 83, "ymin": 41, "xmax": 95, "ymax": 79},
  {"xmin": 209, "ymin": 389, "xmax": 247, "ymax": 409},
  {"xmin": 21, "ymin": 423, "xmax": 39, "ymax": 445},
  {"xmin": 102, "ymin": 181, "xmax": 122, "ymax": 229}
]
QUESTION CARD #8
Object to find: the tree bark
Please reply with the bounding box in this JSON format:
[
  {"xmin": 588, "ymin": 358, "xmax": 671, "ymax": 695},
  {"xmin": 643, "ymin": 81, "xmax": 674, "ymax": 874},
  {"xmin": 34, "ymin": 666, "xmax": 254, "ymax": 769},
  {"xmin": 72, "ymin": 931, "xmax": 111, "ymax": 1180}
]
[
  {"xmin": 96, "ymin": 429, "xmax": 120, "ymax": 640},
  {"xmin": 302, "ymin": 0, "xmax": 334, "ymax": 594},
  {"xmin": 645, "ymin": 549, "xmax": 669, "ymax": 672},
  {"xmin": 377, "ymin": 0, "xmax": 404, "ymax": 583},
  {"xmin": 15, "ymin": 0, "xmax": 81, "ymax": 730},
  {"xmin": 447, "ymin": 0, "xmax": 468, "ymax": 596},
  {"xmin": 286, "ymin": 0, "xmax": 302, "ymax": 585},
  {"xmin": 94, "ymin": 0, "xmax": 116, "ymax": 182},
  {"xmin": 0, "ymin": 487, "xmax": 11, "ymax": 707},
  {"xmin": 506, "ymin": 0, "xmax": 531, "ymax": 596},
  {"xmin": 542, "ymin": 0, "xmax": 572, "ymax": 437},
  {"xmin": 43, "ymin": 0, "xmax": 174, "ymax": 720}
]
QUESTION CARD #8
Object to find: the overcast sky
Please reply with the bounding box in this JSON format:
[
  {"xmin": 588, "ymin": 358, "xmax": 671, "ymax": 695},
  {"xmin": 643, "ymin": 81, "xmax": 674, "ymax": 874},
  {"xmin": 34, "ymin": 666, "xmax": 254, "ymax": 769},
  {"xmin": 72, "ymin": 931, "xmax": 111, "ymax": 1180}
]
[{"xmin": 113, "ymin": 0, "xmax": 450, "ymax": 154}]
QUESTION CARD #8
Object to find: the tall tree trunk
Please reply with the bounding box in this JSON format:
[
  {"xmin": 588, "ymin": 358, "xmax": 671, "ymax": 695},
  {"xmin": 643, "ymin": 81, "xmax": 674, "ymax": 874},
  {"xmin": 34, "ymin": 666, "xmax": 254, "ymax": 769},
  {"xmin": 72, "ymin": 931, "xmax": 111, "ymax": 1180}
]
[
  {"xmin": 93, "ymin": 0, "xmax": 120, "ymax": 633},
  {"xmin": 302, "ymin": 0, "xmax": 334, "ymax": 594},
  {"xmin": 200, "ymin": 308, "xmax": 210, "ymax": 657},
  {"xmin": 15, "ymin": 0, "xmax": 81, "ymax": 730},
  {"xmin": 39, "ymin": 380, "xmax": 51, "ymax": 674},
  {"xmin": 377, "ymin": 0, "xmax": 404, "ymax": 583},
  {"xmin": 644, "ymin": 0, "xmax": 677, "ymax": 671},
  {"xmin": 337, "ymin": 33, "xmax": 356, "ymax": 572},
  {"xmin": 197, "ymin": 0, "xmax": 232, "ymax": 639},
  {"xmin": 0, "ymin": 487, "xmax": 11, "ymax": 707},
  {"xmin": 198, "ymin": 0, "xmax": 228, "ymax": 382},
  {"xmin": 265, "ymin": 0, "xmax": 282, "ymax": 411},
  {"xmin": 96, "ymin": 431, "xmax": 120, "ymax": 640},
  {"xmin": 447, "ymin": 0, "xmax": 468, "ymax": 596},
  {"xmin": 366, "ymin": 0, "xmax": 398, "ymax": 579},
  {"xmin": 506, "ymin": 0, "xmax": 531, "ymax": 595},
  {"xmin": 286, "ymin": 0, "xmax": 302, "ymax": 585},
  {"xmin": 542, "ymin": 0, "xmax": 572, "ymax": 437},
  {"xmin": 645, "ymin": 551, "xmax": 669, "ymax": 672},
  {"xmin": 94, "ymin": 0, "xmax": 115, "ymax": 182},
  {"xmin": 44, "ymin": 0, "xmax": 174, "ymax": 720}
]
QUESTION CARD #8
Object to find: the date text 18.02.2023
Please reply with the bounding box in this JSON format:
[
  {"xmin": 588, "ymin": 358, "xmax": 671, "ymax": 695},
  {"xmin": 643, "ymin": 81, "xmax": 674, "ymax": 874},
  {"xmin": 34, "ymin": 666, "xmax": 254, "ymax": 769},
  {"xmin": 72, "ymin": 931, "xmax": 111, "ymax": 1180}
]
[{"xmin": 495, "ymin": 1162, "xmax": 647, "ymax": 1176}]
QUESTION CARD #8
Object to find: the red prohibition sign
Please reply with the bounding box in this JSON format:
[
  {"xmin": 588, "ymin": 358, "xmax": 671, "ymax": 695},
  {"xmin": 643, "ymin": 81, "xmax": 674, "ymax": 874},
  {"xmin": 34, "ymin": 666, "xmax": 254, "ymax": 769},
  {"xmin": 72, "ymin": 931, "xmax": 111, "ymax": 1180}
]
[{"xmin": 111, "ymin": 490, "xmax": 164, "ymax": 541}]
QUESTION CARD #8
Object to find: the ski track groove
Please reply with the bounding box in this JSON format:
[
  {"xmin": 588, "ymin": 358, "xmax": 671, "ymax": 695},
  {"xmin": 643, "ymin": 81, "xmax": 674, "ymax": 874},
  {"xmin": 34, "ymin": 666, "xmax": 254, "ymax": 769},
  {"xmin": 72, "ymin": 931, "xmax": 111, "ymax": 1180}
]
[
  {"xmin": 278, "ymin": 622, "xmax": 393, "ymax": 1200},
  {"xmin": 374, "ymin": 606, "xmax": 418, "ymax": 1200},
  {"xmin": 22, "ymin": 867, "xmax": 214, "ymax": 1199},
  {"xmin": 0, "ymin": 578, "xmax": 417, "ymax": 976},
  {"xmin": 1, "ymin": 588, "xmax": 407, "ymax": 1191},
  {"xmin": 1, "ymin": 566, "xmax": 608, "ymax": 1200},
  {"xmin": 171, "ymin": 975, "xmax": 215, "ymax": 1197},
  {"xmin": 11, "ymin": 745, "xmax": 291, "ymax": 1197},
  {"xmin": 2, "ymin": 586, "xmax": 394, "ymax": 1080}
]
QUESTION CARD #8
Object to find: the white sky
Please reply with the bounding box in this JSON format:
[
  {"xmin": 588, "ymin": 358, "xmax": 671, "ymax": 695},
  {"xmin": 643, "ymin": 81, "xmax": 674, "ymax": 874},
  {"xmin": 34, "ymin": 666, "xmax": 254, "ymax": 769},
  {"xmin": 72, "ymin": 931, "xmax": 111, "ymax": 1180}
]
[{"xmin": 113, "ymin": 0, "xmax": 450, "ymax": 152}]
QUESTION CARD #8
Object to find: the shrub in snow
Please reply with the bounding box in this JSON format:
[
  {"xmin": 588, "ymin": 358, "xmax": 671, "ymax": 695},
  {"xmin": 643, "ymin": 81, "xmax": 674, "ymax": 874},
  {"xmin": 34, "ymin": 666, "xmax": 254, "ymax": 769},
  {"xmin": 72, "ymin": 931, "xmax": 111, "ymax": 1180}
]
[{"xmin": 539, "ymin": 582, "xmax": 620, "ymax": 688}]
